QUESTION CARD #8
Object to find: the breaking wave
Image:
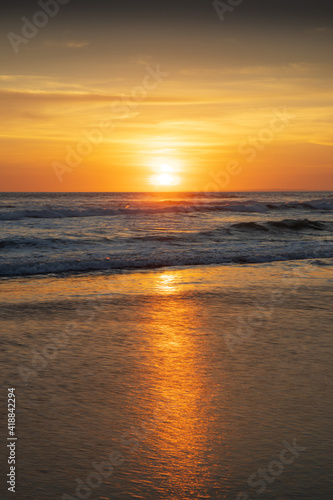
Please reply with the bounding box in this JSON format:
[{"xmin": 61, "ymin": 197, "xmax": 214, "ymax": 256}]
[{"xmin": 0, "ymin": 198, "xmax": 332, "ymax": 221}]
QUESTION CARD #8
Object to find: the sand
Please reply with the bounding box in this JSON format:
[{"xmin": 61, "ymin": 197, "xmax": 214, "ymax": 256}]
[{"xmin": 0, "ymin": 261, "xmax": 332, "ymax": 499}]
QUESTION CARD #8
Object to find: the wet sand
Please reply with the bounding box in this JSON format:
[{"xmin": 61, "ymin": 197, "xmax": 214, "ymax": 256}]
[{"xmin": 0, "ymin": 261, "xmax": 332, "ymax": 499}]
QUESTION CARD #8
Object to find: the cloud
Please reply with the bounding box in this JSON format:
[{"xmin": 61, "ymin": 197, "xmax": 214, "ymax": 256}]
[
  {"xmin": 0, "ymin": 74, "xmax": 48, "ymax": 82},
  {"xmin": 0, "ymin": 89, "xmax": 232, "ymax": 106},
  {"xmin": 309, "ymin": 27, "xmax": 333, "ymax": 33},
  {"xmin": 0, "ymin": 89, "xmax": 120, "ymax": 103},
  {"xmin": 44, "ymin": 40, "xmax": 90, "ymax": 49},
  {"xmin": 177, "ymin": 62, "xmax": 329, "ymax": 79}
]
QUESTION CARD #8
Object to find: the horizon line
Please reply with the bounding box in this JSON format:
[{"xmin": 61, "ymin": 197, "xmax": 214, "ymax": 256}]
[{"xmin": 0, "ymin": 189, "xmax": 332, "ymax": 194}]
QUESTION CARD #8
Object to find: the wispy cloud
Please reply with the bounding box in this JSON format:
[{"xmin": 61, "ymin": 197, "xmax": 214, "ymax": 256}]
[
  {"xmin": 177, "ymin": 62, "xmax": 330, "ymax": 78},
  {"xmin": 44, "ymin": 40, "xmax": 90, "ymax": 49},
  {"xmin": 309, "ymin": 27, "xmax": 333, "ymax": 33},
  {"xmin": 0, "ymin": 74, "xmax": 48, "ymax": 82}
]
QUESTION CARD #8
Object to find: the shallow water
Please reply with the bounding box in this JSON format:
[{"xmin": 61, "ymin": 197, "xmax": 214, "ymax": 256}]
[{"xmin": 1, "ymin": 262, "xmax": 332, "ymax": 499}]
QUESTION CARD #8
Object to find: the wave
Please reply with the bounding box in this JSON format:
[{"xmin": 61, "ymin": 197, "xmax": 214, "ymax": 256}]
[
  {"xmin": 229, "ymin": 219, "xmax": 332, "ymax": 233},
  {"xmin": 0, "ymin": 237, "xmax": 65, "ymax": 249},
  {"xmin": 0, "ymin": 198, "xmax": 332, "ymax": 221},
  {"xmin": 1, "ymin": 241, "xmax": 332, "ymax": 277},
  {"xmin": 0, "ymin": 236, "xmax": 116, "ymax": 249},
  {"xmin": 1, "ymin": 219, "xmax": 331, "ymax": 251},
  {"xmin": 129, "ymin": 219, "xmax": 333, "ymax": 244}
]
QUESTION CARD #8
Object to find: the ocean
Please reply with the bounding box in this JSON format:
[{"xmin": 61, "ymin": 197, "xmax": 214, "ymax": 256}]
[
  {"xmin": 0, "ymin": 191, "xmax": 332, "ymax": 500},
  {"xmin": 0, "ymin": 191, "xmax": 332, "ymax": 277}
]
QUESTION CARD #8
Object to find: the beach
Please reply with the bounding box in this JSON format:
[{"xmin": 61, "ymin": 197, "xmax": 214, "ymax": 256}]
[
  {"xmin": 2, "ymin": 0, "xmax": 333, "ymax": 496},
  {"xmin": 1, "ymin": 260, "xmax": 332, "ymax": 499}
]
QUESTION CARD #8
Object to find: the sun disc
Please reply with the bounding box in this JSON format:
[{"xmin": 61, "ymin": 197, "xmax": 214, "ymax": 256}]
[{"xmin": 157, "ymin": 173, "xmax": 173, "ymax": 185}]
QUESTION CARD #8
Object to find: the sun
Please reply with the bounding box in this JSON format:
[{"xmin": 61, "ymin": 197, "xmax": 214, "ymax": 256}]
[
  {"xmin": 156, "ymin": 172, "xmax": 173, "ymax": 186},
  {"xmin": 152, "ymin": 163, "xmax": 180, "ymax": 187}
]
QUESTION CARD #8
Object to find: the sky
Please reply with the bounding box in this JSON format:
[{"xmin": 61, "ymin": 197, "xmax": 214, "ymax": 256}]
[{"xmin": 0, "ymin": 0, "xmax": 332, "ymax": 191}]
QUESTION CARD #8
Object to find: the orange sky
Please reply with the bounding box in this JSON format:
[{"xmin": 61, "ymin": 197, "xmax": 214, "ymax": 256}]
[{"xmin": 0, "ymin": 3, "xmax": 332, "ymax": 191}]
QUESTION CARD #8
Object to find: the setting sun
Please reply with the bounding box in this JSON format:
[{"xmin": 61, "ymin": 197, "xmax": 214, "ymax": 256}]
[
  {"xmin": 151, "ymin": 162, "xmax": 180, "ymax": 187},
  {"xmin": 156, "ymin": 172, "xmax": 173, "ymax": 185}
]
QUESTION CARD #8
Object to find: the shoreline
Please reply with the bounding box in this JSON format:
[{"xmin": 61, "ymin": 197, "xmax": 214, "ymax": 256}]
[
  {"xmin": 1, "ymin": 258, "xmax": 332, "ymax": 308},
  {"xmin": 0, "ymin": 255, "xmax": 332, "ymax": 284}
]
